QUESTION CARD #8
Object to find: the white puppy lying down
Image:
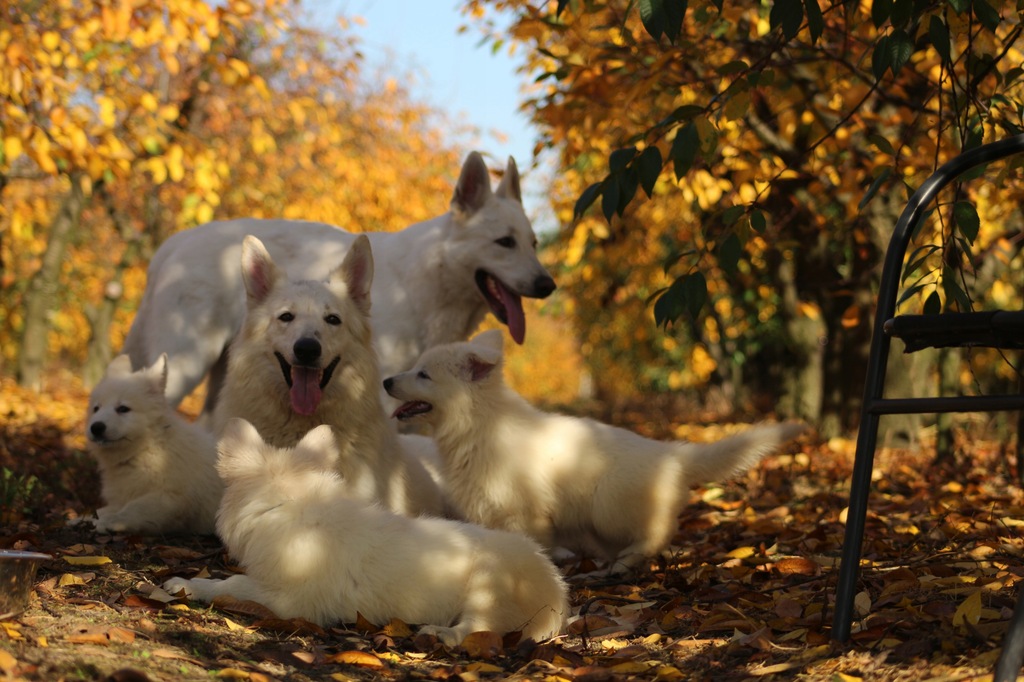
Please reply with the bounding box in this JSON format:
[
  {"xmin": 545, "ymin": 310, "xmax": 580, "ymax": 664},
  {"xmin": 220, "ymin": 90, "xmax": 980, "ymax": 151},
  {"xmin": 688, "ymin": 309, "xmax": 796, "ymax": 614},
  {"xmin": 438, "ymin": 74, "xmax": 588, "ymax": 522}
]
[
  {"xmin": 84, "ymin": 354, "xmax": 221, "ymax": 534},
  {"xmin": 164, "ymin": 419, "xmax": 568, "ymax": 646},
  {"xmin": 384, "ymin": 330, "xmax": 808, "ymax": 572}
]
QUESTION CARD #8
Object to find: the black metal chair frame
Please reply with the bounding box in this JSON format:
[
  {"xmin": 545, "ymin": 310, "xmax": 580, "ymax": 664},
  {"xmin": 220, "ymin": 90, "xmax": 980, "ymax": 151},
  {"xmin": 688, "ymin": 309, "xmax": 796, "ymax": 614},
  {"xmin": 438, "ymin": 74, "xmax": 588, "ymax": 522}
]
[{"xmin": 832, "ymin": 134, "xmax": 1024, "ymax": 651}]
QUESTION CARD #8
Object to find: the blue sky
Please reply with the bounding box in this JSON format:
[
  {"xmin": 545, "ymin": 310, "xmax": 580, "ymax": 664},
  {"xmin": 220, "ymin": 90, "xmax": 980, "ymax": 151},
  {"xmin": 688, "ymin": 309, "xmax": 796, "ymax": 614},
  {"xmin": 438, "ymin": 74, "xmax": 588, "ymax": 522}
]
[{"xmin": 308, "ymin": 1, "xmax": 551, "ymax": 225}]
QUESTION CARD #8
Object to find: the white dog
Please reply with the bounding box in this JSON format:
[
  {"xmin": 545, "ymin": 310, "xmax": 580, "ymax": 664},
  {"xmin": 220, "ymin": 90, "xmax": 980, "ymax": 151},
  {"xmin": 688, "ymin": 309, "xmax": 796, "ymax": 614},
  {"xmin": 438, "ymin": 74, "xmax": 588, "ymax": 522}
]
[
  {"xmin": 384, "ymin": 330, "xmax": 807, "ymax": 572},
  {"xmin": 210, "ymin": 234, "xmax": 443, "ymax": 517},
  {"xmin": 83, "ymin": 354, "xmax": 221, "ymax": 534},
  {"xmin": 164, "ymin": 419, "xmax": 568, "ymax": 646},
  {"xmin": 122, "ymin": 152, "xmax": 555, "ymax": 412}
]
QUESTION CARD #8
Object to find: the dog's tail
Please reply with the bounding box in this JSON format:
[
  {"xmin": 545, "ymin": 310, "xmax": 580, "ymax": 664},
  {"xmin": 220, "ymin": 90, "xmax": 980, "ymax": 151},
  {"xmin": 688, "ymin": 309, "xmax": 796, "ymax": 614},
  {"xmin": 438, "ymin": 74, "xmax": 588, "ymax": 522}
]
[{"xmin": 676, "ymin": 422, "xmax": 807, "ymax": 484}]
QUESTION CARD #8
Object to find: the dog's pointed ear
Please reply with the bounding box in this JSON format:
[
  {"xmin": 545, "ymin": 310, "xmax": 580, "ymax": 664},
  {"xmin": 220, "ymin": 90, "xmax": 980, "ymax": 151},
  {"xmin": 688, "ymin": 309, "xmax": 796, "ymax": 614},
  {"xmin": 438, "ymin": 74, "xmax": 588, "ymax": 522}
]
[
  {"xmin": 471, "ymin": 329, "xmax": 505, "ymax": 355},
  {"xmin": 240, "ymin": 236, "xmax": 279, "ymax": 304},
  {"xmin": 105, "ymin": 354, "xmax": 134, "ymax": 378},
  {"xmin": 147, "ymin": 353, "xmax": 169, "ymax": 395},
  {"xmin": 337, "ymin": 235, "xmax": 373, "ymax": 315},
  {"xmin": 220, "ymin": 418, "xmax": 263, "ymax": 450},
  {"xmin": 494, "ymin": 156, "xmax": 522, "ymax": 203},
  {"xmin": 217, "ymin": 418, "xmax": 265, "ymax": 475},
  {"xmin": 451, "ymin": 151, "xmax": 493, "ymax": 219},
  {"xmin": 296, "ymin": 424, "xmax": 339, "ymax": 469},
  {"xmin": 464, "ymin": 352, "xmax": 499, "ymax": 382}
]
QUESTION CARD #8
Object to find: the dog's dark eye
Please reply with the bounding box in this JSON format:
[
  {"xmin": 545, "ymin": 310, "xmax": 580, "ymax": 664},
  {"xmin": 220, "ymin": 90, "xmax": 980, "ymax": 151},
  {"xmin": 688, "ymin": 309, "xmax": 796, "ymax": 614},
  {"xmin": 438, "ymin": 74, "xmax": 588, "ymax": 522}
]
[
  {"xmin": 324, "ymin": 314, "xmax": 341, "ymax": 326},
  {"xmin": 495, "ymin": 236, "xmax": 516, "ymax": 249},
  {"xmin": 278, "ymin": 312, "xmax": 294, "ymax": 322},
  {"xmin": 417, "ymin": 370, "xmax": 431, "ymax": 380},
  {"xmin": 92, "ymin": 405, "xmax": 99, "ymax": 413},
  {"xmin": 115, "ymin": 405, "xmax": 131, "ymax": 415}
]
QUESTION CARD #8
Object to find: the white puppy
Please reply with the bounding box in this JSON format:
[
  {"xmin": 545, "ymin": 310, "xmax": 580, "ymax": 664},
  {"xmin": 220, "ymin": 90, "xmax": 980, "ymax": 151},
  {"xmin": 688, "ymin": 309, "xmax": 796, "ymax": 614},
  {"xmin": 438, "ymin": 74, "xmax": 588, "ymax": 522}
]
[
  {"xmin": 84, "ymin": 354, "xmax": 221, "ymax": 534},
  {"xmin": 164, "ymin": 419, "xmax": 568, "ymax": 646},
  {"xmin": 384, "ymin": 330, "xmax": 807, "ymax": 572}
]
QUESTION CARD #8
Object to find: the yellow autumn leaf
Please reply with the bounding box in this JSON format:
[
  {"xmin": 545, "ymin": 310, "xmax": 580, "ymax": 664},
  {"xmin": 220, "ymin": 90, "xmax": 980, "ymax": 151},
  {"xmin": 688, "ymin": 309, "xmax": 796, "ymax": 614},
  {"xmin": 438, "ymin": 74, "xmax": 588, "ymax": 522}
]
[
  {"xmin": 63, "ymin": 556, "xmax": 112, "ymax": 566},
  {"xmin": 0, "ymin": 649, "xmax": 15, "ymax": 674},
  {"xmin": 140, "ymin": 92, "xmax": 158, "ymax": 112},
  {"xmin": 953, "ymin": 590, "xmax": 983, "ymax": 627},
  {"xmin": 4, "ymin": 135, "xmax": 24, "ymax": 161},
  {"xmin": 215, "ymin": 669, "xmax": 250, "ymax": 679},
  {"xmin": 727, "ymin": 546, "xmax": 756, "ymax": 559},
  {"xmin": 41, "ymin": 31, "xmax": 60, "ymax": 51}
]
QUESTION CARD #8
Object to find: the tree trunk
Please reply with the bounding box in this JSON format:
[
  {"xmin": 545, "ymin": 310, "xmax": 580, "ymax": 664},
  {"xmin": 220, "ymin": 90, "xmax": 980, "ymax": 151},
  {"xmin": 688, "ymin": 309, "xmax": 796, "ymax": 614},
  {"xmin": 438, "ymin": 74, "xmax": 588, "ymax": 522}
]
[
  {"xmin": 82, "ymin": 187, "xmax": 151, "ymax": 388},
  {"xmin": 17, "ymin": 176, "xmax": 87, "ymax": 389},
  {"xmin": 777, "ymin": 254, "xmax": 826, "ymax": 424}
]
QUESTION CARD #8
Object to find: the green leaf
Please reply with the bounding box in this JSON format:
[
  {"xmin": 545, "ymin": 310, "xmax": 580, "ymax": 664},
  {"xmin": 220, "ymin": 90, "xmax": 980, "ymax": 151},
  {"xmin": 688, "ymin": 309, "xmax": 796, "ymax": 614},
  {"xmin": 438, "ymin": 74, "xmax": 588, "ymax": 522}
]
[
  {"xmin": 803, "ymin": 0, "xmax": 823, "ymax": 43},
  {"xmin": 602, "ymin": 174, "xmax": 620, "ymax": 222},
  {"xmin": 928, "ymin": 16, "xmax": 950, "ymax": 63},
  {"xmin": 872, "ymin": 34, "xmax": 891, "ymax": 80},
  {"xmin": 718, "ymin": 233, "xmax": 742, "ymax": 275},
  {"xmin": 871, "ymin": 0, "xmax": 892, "ymax": 27},
  {"xmin": 722, "ymin": 205, "xmax": 745, "ymax": 225},
  {"xmin": 942, "ymin": 266, "xmax": 972, "ymax": 311},
  {"xmin": 948, "ymin": 0, "xmax": 969, "ymax": 13},
  {"xmin": 953, "ymin": 201, "xmax": 980, "ymax": 244},
  {"xmin": 682, "ymin": 271, "xmax": 708, "ymax": 318},
  {"xmin": 638, "ymin": 0, "xmax": 688, "ymax": 43},
  {"xmin": 653, "ymin": 272, "xmax": 708, "ymax": 327},
  {"xmin": 859, "ymin": 167, "xmax": 892, "ymax": 210},
  {"xmin": 887, "ymin": 29, "xmax": 914, "ymax": 75},
  {"xmin": 670, "ymin": 122, "xmax": 699, "ymax": 179},
  {"xmin": 769, "ymin": 0, "xmax": 803, "ymax": 40},
  {"xmin": 574, "ymin": 182, "xmax": 602, "ymax": 220},
  {"xmin": 868, "ymin": 133, "xmax": 894, "ymax": 155},
  {"xmin": 973, "ymin": 0, "xmax": 1001, "ymax": 32},
  {"xmin": 902, "ymin": 244, "xmax": 940, "ymax": 284},
  {"xmin": 890, "ymin": 0, "xmax": 913, "ymax": 27},
  {"xmin": 749, "ymin": 209, "xmax": 766, "ymax": 233},
  {"xmin": 637, "ymin": 146, "xmax": 663, "ymax": 198},
  {"xmin": 609, "ymin": 147, "xmax": 637, "ymax": 174},
  {"xmin": 896, "ymin": 281, "xmax": 929, "ymax": 309},
  {"xmin": 923, "ymin": 290, "xmax": 941, "ymax": 315}
]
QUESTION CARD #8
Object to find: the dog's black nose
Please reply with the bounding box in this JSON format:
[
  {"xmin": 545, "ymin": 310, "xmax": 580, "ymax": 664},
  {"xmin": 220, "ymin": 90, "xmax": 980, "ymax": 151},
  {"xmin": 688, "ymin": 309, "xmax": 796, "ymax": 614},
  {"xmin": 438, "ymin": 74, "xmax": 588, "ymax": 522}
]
[
  {"xmin": 382, "ymin": 377, "xmax": 394, "ymax": 392},
  {"xmin": 533, "ymin": 275, "xmax": 556, "ymax": 298},
  {"xmin": 90, "ymin": 422, "xmax": 106, "ymax": 438},
  {"xmin": 293, "ymin": 337, "xmax": 321, "ymax": 365}
]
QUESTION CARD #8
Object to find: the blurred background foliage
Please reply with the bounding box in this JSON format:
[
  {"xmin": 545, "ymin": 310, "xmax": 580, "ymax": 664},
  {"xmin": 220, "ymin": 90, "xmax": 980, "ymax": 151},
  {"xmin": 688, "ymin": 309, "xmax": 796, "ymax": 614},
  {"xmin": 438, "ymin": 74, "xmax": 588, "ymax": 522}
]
[{"xmin": 1, "ymin": 0, "xmax": 1023, "ymax": 442}]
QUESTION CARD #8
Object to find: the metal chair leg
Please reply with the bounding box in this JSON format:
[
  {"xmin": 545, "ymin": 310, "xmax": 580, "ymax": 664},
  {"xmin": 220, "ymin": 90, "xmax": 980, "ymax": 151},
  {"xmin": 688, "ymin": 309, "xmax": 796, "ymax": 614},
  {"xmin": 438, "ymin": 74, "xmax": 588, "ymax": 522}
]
[
  {"xmin": 995, "ymin": 585, "xmax": 1024, "ymax": 682},
  {"xmin": 832, "ymin": 411, "xmax": 882, "ymax": 642}
]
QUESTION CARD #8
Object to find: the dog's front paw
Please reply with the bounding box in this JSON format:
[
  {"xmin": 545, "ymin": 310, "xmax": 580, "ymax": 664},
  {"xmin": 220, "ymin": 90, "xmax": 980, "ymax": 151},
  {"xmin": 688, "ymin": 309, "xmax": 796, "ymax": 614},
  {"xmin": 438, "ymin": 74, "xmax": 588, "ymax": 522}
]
[
  {"xmin": 416, "ymin": 624, "xmax": 463, "ymax": 648},
  {"xmin": 66, "ymin": 515, "xmax": 96, "ymax": 529},
  {"xmin": 163, "ymin": 577, "xmax": 195, "ymax": 599}
]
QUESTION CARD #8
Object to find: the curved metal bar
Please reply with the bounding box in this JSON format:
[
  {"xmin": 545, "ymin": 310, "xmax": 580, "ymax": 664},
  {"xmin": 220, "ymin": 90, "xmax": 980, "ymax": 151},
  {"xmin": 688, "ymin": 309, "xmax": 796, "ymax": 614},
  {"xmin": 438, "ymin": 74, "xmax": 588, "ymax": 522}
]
[{"xmin": 832, "ymin": 133, "xmax": 1024, "ymax": 644}]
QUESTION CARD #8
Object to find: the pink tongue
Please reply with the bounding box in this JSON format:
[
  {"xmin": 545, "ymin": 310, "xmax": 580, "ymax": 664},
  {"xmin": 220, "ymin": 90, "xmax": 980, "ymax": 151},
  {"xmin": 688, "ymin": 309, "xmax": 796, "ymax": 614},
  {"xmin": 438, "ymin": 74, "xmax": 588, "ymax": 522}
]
[
  {"xmin": 290, "ymin": 366, "xmax": 323, "ymax": 416},
  {"xmin": 495, "ymin": 280, "xmax": 526, "ymax": 345}
]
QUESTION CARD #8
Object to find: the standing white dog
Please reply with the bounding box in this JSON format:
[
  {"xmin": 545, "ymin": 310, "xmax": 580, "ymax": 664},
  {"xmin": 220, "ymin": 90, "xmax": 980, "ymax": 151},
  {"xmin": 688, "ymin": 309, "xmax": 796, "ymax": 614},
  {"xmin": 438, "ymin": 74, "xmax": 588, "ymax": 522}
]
[
  {"xmin": 384, "ymin": 330, "xmax": 807, "ymax": 572},
  {"xmin": 122, "ymin": 152, "xmax": 556, "ymax": 411},
  {"xmin": 210, "ymin": 234, "xmax": 443, "ymax": 517},
  {"xmin": 83, "ymin": 354, "xmax": 221, "ymax": 534},
  {"xmin": 164, "ymin": 419, "xmax": 568, "ymax": 646}
]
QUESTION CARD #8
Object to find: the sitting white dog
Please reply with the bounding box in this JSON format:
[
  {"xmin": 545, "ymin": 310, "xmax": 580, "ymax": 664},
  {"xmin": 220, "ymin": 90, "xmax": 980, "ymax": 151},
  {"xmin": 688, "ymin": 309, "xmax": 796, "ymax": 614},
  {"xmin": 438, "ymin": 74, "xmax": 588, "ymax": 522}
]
[
  {"xmin": 164, "ymin": 418, "xmax": 568, "ymax": 646},
  {"xmin": 83, "ymin": 354, "xmax": 221, "ymax": 534},
  {"xmin": 384, "ymin": 330, "xmax": 807, "ymax": 572}
]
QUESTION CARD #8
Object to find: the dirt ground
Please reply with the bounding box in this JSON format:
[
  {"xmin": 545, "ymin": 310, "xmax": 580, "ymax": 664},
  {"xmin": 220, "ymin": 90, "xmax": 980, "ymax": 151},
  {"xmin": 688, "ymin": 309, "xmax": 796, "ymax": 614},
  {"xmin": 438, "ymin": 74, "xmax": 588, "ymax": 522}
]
[{"xmin": 0, "ymin": 374, "xmax": 1021, "ymax": 681}]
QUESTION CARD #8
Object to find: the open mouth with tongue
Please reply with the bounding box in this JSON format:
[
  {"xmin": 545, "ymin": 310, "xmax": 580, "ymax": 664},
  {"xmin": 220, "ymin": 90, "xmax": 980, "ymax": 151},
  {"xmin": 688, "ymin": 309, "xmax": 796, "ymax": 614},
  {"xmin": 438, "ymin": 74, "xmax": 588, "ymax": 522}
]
[
  {"xmin": 475, "ymin": 270, "xmax": 526, "ymax": 345},
  {"xmin": 275, "ymin": 352, "xmax": 341, "ymax": 416},
  {"xmin": 391, "ymin": 400, "xmax": 433, "ymax": 421}
]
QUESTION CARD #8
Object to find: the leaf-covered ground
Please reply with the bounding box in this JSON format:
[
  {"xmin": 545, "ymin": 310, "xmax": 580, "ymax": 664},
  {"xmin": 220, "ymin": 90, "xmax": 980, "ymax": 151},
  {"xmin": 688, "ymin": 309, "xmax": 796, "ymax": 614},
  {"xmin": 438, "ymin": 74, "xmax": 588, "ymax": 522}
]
[{"xmin": 1, "ymin": 374, "xmax": 1022, "ymax": 681}]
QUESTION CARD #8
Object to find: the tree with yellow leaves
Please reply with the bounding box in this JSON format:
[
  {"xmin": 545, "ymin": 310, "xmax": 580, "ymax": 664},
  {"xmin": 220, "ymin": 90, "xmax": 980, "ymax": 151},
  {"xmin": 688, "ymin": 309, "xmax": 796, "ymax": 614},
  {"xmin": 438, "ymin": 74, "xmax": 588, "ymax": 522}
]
[
  {"xmin": 1, "ymin": 2, "xmax": 466, "ymax": 389},
  {"xmin": 467, "ymin": 0, "xmax": 1024, "ymax": 436}
]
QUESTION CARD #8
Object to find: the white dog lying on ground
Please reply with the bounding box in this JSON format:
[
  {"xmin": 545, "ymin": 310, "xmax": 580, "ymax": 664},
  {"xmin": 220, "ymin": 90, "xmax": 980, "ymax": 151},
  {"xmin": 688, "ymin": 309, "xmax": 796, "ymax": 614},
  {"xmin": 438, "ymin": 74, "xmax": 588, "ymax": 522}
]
[
  {"xmin": 164, "ymin": 419, "xmax": 568, "ymax": 645},
  {"xmin": 83, "ymin": 354, "xmax": 221, "ymax": 534},
  {"xmin": 384, "ymin": 330, "xmax": 807, "ymax": 572},
  {"xmin": 122, "ymin": 152, "xmax": 556, "ymax": 413}
]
